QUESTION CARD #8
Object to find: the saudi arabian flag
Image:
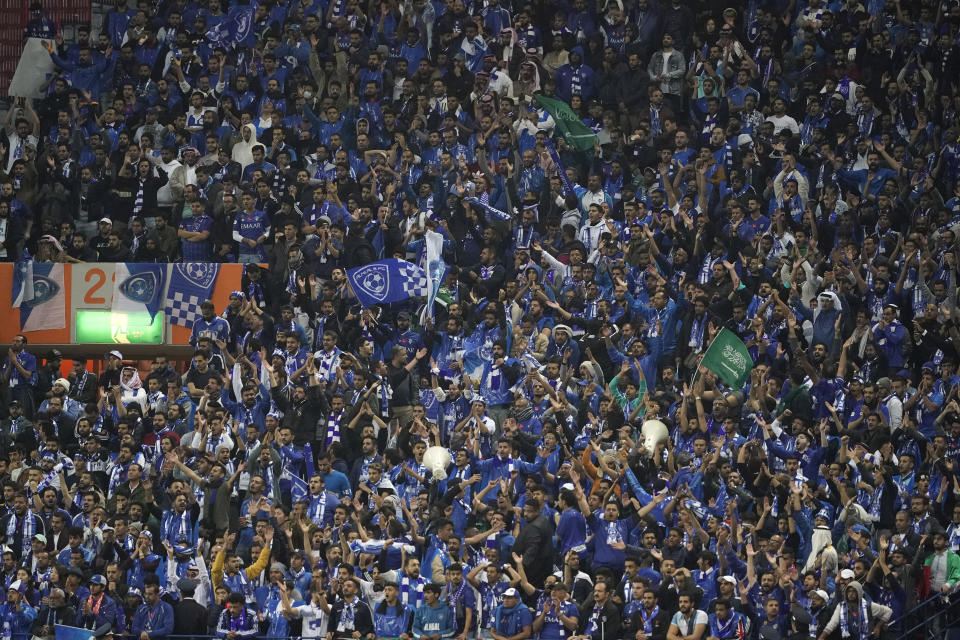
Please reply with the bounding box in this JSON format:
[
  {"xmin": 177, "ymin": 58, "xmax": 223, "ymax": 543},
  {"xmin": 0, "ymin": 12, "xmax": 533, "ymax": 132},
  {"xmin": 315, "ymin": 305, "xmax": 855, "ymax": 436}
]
[
  {"xmin": 534, "ymin": 94, "xmax": 598, "ymax": 152},
  {"xmin": 701, "ymin": 328, "xmax": 754, "ymax": 389}
]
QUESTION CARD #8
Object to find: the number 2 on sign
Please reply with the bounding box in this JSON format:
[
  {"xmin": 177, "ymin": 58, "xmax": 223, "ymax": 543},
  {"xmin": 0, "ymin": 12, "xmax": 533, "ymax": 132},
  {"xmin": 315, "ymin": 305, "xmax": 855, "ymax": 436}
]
[{"xmin": 84, "ymin": 268, "xmax": 108, "ymax": 305}]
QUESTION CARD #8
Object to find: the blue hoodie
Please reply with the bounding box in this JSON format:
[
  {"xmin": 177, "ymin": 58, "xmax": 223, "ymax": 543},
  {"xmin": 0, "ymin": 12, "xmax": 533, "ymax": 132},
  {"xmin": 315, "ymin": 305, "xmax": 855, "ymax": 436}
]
[
  {"xmin": 492, "ymin": 602, "xmax": 532, "ymax": 637},
  {"xmin": 412, "ymin": 600, "xmax": 455, "ymax": 639},
  {"xmin": 555, "ymin": 46, "xmax": 596, "ymax": 102}
]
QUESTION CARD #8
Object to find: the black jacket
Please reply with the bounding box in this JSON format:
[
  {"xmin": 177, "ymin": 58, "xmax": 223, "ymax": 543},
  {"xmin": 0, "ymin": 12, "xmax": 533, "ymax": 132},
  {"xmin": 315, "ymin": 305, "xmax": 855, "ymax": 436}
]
[
  {"xmin": 513, "ymin": 514, "xmax": 556, "ymax": 587},
  {"xmin": 328, "ymin": 596, "xmax": 374, "ymax": 639},
  {"xmin": 629, "ymin": 606, "xmax": 670, "ymax": 640},
  {"xmin": 577, "ymin": 600, "xmax": 620, "ymax": 640},
  {"xmin": 173, "ymin": 597, "xmax": 208, "ymax": 640},
  {"xmin": 31, "ymin": 604, "xmax": 76, "ymax": 634}
]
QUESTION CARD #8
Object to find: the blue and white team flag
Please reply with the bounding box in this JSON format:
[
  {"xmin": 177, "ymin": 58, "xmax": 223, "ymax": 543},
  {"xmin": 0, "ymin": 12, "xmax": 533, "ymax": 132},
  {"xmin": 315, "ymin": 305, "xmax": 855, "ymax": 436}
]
[
  {"xmin": 420, "ymin": 230, "xmax": 447, "ymax": 323},
  {"xmin": 11, "ymin": 255, "xmax": 34, "ymax": 308},
  {"xmin": 164, "ymin": 263, "xmax": 220, "ymax": 328},
  {"xmin": 12, "ymin": 258, "xmax": 65, "ymax": 331},
  {"xmin": 56, "ymin": 626, "xmax": 94, "ymax": 640},
  {"xmin": 545, "ymin": 139, "xmax": 575, "ymax": 196},
  {"xmin": 204, "ymin": 5, "xmax": 254, "ymax": 48},
  {"xmin": 280, "ymin": 467, "xmax": 308, "ymax": 503},
  {"xmin": 112, "ymin": 263, "xmax": 166, "ymax": 320},
  {"xmin": 347, "ymin": 259, "xmax": 428, "ymax": 308},
  {"xmin": 464, "ymin": 197, "xmax": 512, "ymax": 222}
]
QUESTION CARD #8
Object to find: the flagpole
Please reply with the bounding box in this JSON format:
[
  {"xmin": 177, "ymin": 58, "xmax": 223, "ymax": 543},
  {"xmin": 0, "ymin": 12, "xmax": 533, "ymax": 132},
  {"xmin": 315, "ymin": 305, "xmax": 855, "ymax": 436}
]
[{"xmin": 689, "ymin": 352, "xmax": 706, "ymax": 388}]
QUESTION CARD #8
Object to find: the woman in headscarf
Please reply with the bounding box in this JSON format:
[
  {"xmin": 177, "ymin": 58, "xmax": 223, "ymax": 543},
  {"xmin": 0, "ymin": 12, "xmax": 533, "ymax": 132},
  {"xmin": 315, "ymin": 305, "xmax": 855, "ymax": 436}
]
[
  {"xmin": 119, "ymin": 366, "xmax": 148, "ymax": 412},
  {"xmin": 231, "ymin": 123, "xmax": 260, "ymax": 169}
]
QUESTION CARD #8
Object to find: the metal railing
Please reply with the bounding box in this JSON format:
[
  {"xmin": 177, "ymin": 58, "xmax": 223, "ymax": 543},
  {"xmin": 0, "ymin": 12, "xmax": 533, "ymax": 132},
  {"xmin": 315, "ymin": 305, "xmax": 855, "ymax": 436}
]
[{"xmin": 892, "ymin": 591, "xmax": 960, "ymax": 639}]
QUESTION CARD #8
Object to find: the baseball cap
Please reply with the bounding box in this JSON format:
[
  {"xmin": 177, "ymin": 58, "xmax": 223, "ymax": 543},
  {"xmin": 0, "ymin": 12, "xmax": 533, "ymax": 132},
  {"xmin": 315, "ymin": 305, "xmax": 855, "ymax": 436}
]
[
  {"xmin": 32, "ymin": 534, "xmax": 46, "ymax": 544},
  {"xmin": 503, "ymin": 588, "xmax": 519, "ymax": 597},
  {"xmin": 851, "ymin": 524, "xmax": 871, "ymax": 536},
  {"xmin": 108, "ymin": 350, "xmax": 123, "ymax": 360},
  {"xmin": 719, "ymin": 576, "xmax": 737, "ymax": 584},
  {"xmin": 88, "ymin": 575, "xmax": 107, "ymax": 586},
  {"xmin": 811, "ymin": 589, "xmax": 829, "ymax": 602},
  {"xmin": 839, "ymin": 569, "xmax": 855, "ymax": 579},
  {"xmin": 99, "ymin": 217, "xmax": 112, "ymax": 225}
]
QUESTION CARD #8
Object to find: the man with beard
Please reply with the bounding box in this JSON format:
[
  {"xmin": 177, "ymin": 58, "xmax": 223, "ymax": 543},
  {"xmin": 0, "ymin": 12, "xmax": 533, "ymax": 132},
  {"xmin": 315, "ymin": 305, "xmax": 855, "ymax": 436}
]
[
  {"xmin": 706, "ymin": 599, "xmax": 747, "ymax": 640},
  {"xmin": 511, "ymin": 498, "xmax": 555, "ymax": 588},
  {"xmin": 3, "ymin": 335, "xmax": 37, "ymax": 418},
  {"xmin": 629, "ymin": 588, "xmax": 669, "ymax": 640},
  {"xmin": 327, "ymin": 577, "xmax": 374, "ymax": 640},
  {"xmin": 0, "ymin": 493, "xmax": 46, "ymax": 559},
  {"xmin": 817, "ymin": 581, "xmax": 891, "ymax": 640},
  {"xmin": 31, "ymin": 588, "xmax": 74, "ymax": 639}
]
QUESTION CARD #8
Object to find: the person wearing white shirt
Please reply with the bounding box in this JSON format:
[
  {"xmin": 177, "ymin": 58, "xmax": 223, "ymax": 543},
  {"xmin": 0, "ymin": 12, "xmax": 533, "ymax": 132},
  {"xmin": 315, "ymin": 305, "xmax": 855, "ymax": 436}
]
[
  {"xmin": 667, "ymin": 593, "xmax": 707, "ymax": 640},
  {"xmin": 577, "ymin": 206, "xmax": 607, "ymax": 253},
  {"xmin": 279, "ymin": 582, "xmax": 330, "ymax": 639},
  {"xmin": 764, "ymin": 98, "xmax": 800, "ymax": 136}
]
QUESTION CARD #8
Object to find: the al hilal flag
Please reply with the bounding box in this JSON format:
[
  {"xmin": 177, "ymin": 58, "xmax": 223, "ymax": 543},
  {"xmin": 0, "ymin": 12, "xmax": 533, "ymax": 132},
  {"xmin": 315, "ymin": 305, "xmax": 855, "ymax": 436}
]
[
  {"xmin": 701, "ymin": 328, "xmax": 753, "ymax": 388},
  {"xmin": 534, "ymin": 94, "xmax": 598, "ymax": 152}
]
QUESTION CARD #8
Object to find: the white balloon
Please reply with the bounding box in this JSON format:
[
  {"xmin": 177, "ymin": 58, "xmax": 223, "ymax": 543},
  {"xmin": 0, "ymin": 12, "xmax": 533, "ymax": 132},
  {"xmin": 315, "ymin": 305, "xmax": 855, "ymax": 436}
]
[{"xmin": 422, "ymin": 446, "xmax": 452, "ymax": 481}]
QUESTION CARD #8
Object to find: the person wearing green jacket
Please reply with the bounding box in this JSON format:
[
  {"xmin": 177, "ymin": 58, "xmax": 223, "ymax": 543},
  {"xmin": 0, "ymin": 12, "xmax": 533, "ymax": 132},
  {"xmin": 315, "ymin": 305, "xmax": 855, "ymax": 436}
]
[
  {"xmin": 608, "ymin": 360, "xmax": 647, "ymax": 423},
  {"xmin": 921, "ymin": 531, "xmax": 960, "ymax": 597}
]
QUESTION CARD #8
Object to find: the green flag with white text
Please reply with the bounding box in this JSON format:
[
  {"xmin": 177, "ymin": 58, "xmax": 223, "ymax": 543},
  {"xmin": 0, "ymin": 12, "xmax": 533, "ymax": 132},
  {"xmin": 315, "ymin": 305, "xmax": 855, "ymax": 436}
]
[
  {"xmin": 700, "ymin": 328, "xmax": 754, "ymax": 389},
  {"xmin": 534, "ymin": 94, "xmax": 598, "ymax": 152}
]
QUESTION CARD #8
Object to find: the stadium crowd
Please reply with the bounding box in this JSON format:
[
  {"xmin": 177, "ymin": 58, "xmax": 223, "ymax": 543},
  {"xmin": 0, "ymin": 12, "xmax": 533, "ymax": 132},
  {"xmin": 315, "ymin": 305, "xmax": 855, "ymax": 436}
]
[{"xmin": 4, "ymin": 0, "xmax": 960, "ymax": 639}]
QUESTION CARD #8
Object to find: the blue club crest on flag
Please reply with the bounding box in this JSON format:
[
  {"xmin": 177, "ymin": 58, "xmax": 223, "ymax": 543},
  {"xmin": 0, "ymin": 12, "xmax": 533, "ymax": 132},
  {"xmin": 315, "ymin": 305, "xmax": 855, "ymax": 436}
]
[
  {"xmin": 24, "ymin": 274, "xmax": 59, "ymax": 307},
  {"xmin": 346, "ymin": 259, "xmax": 428, "ymax": 308},
  {"xmin": 113, "ymin": 264, "xmax": 166, "ymax": 320},
  {"xmin": 205, "ymin": 5, "xmax": 254, "ymax": 48},
  {"xmin": 181, "ymin": 263, "xmax": 218, "ymax": 289},
  {"xmin": 11, "ymin": 258, "xmax": 66, "ymax": 331},
  {"xmin": 119, "ymin": 274, "xmax": 154, "ymax": 303},
  {"xmin": 353, "ymin": 263, "xmax": 391, "ymax": 302},
  {"xmin": 165, "ymin": 263, "xmax": 220, "ymax": 328}
]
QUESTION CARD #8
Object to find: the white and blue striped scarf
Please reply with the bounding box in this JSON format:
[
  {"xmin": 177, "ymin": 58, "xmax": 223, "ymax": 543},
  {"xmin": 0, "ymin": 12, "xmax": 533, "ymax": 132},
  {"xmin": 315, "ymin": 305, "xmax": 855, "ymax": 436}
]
[
  {"xmin": 7, "ymin": 509, "xmax": 35, "ymax": 556},
  {"xmin": 133, "ymin": 179, "xmax": 145, "ymax": 215},
  {"xmin": 325, "ymin": 409, "xmax": 343, "ymax": 448},
  {"xmin": 399, "ymin": 573, "xmax": 426, "ymax": 608}
]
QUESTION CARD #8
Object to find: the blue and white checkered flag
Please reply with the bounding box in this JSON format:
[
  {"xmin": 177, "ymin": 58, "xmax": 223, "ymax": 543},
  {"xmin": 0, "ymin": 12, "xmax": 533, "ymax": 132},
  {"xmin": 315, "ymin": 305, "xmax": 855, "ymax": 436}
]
[
  {"xmin": 164, "ymin": 263, "xmax": 220, "ymax": 328},
  {"xmin": 347, "ymin": 259, "xmax": 428, "ymax": 307},
  {"xmin": 397, "ymin": 260, "xmax": 429, "ymax": 295}
]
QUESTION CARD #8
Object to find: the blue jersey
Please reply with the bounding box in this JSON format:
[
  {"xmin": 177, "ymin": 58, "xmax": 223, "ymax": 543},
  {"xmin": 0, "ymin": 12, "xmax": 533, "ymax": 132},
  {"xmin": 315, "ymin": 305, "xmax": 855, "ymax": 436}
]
[
  {"xmin": 190, "ymin": 316, "xmax": 231, "ymax": 348},
  {"xmin": 179, "ymin": 214, "xmax": 213, "ymax": 261},
  {"xmin": 233, "ymin": 209, "xmax": 271, "ymax": 260}
]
